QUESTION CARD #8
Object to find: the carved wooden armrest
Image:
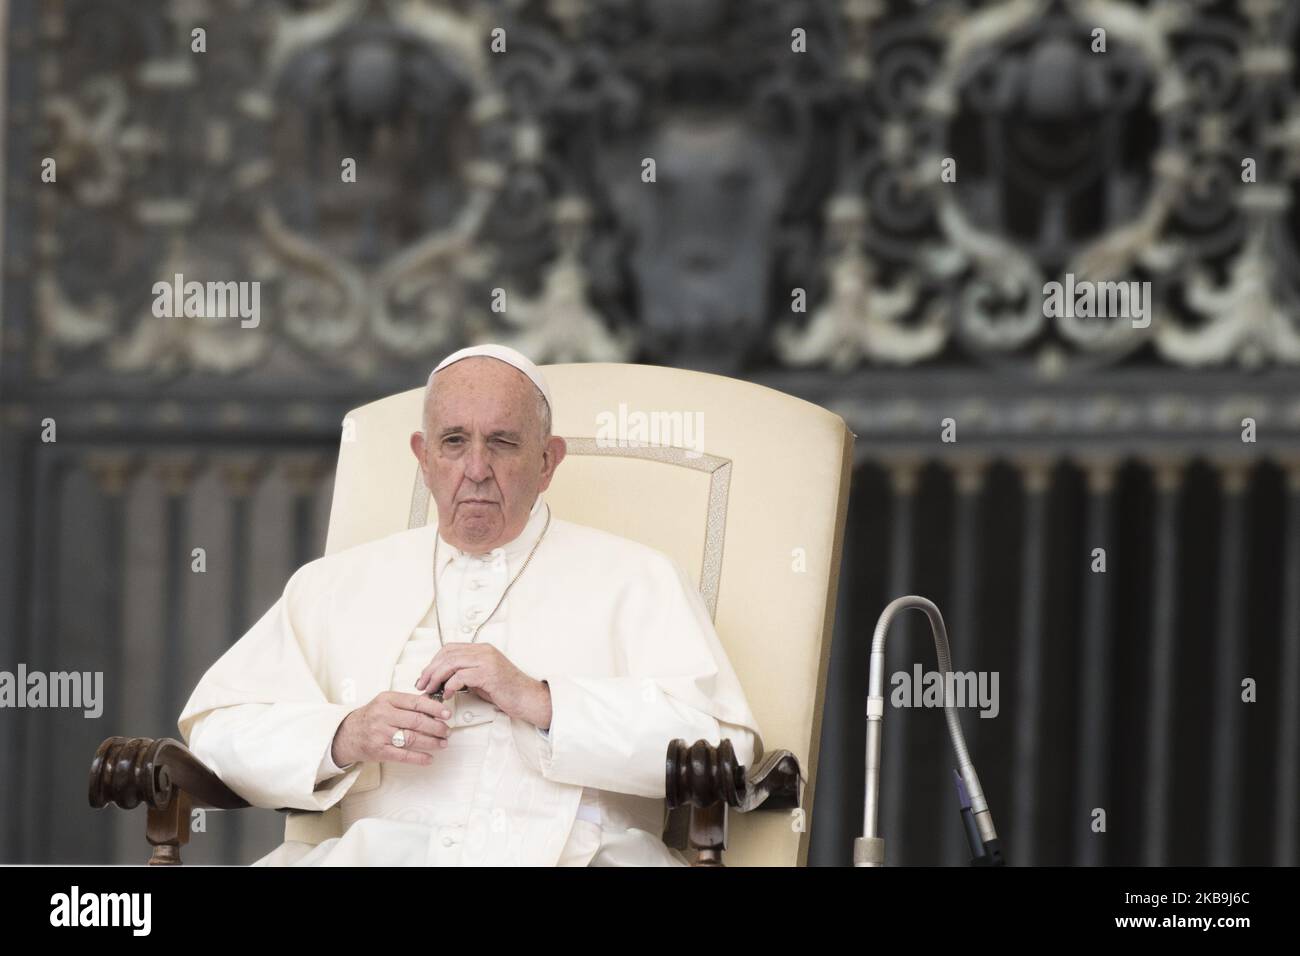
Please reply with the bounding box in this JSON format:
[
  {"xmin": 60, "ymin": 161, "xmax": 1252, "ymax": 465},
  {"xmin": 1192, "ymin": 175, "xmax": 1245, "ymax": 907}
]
[
  {"xmin": 89, "ymin": 736, "xmax": 249, "ymax": 865},
  {"xmin": 663, "ymin": 738, "xmax": 804, "ymax": 867}
]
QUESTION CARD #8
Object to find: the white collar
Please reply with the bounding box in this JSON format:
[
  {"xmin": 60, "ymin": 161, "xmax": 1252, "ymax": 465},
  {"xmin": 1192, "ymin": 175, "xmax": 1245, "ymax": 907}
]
[{"xmin": 434, "ymin": 495, "xmax": 548, "ymax": 573}]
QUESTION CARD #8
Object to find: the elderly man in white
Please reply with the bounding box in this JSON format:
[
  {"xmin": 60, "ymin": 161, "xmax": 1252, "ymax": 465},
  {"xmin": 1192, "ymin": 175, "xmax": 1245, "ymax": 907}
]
[{"xmin": 178, "ymin": 344, "xmax": 763, "ymax": 865}]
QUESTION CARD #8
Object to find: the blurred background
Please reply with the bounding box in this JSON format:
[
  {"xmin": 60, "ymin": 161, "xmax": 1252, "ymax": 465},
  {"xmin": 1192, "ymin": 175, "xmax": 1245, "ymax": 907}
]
[{"xmin": 1, "ymin": 0, "xmax": 1297, "ymax": 865}]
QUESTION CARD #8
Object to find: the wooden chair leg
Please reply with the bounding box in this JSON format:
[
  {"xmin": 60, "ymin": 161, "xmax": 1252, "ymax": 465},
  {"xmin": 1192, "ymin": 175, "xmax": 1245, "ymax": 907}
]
[
  {"xmin": 688, "ymin": 803, "xmax": 728, "ymax": 867},
  {"xmin": 145, "ymin": 790, "xmax": 192, "ymax": 865}
]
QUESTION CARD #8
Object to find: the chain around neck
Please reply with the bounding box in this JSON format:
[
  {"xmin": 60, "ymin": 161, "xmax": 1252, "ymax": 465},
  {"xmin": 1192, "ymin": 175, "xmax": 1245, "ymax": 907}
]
[{"xmin": 429, "ymin": 502, "xmax": 553, "ymax": 654}]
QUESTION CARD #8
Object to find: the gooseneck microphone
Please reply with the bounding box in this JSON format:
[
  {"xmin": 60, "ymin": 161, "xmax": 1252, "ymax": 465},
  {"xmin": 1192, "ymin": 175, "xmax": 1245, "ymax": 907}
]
[{"xmin": 854, "ymin": 595, "xmax": 1004, "ymax": 867}]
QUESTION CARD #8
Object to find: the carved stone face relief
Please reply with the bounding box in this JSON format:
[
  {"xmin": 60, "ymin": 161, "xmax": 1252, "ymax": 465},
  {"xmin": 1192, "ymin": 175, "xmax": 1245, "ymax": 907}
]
[{"xmin": 601, "ymin": 115, "xmax": 788, "ymax": 370}]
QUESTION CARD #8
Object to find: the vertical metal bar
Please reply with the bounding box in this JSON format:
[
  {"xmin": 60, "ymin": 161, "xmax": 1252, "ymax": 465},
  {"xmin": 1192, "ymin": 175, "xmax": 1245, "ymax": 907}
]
[
  {"xmin": 881, "ymin": 459, "xmax": 918, "ymax": 866},
  {"xmin": 1274, "ymin": 462, "xmax": 1300, "ymax": 866},
  {"xmin": 1074, "ymin": 458, "xmax": 1115, "ymax": 865},
  {"xmin": 1143, "ymin": 459, "xmax": 1183, "ymax": 866},
  {"xmin": 940, "ymin": 456, "xmax": 986, "ymax": 866},
  {"xmin": 1209, "ymin": 461, "xmax": 1249, "ymax": 866},
  {"xmin": 1010, "ymin": 458, "xmax": 1051, "ymax": 866}
]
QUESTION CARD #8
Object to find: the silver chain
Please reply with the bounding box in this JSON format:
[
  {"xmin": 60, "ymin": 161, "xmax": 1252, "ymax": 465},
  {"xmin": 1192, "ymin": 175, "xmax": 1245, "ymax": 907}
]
[{"xmin": 427, "ymin": 503, "xmax": 552, "ymax": 698}]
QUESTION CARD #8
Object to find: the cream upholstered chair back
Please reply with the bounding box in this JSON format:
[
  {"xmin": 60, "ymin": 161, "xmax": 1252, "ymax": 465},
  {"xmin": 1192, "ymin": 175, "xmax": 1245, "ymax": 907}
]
[{"xmin": 321, "ymin": 362, "xmax": 854, "ymax": 866}]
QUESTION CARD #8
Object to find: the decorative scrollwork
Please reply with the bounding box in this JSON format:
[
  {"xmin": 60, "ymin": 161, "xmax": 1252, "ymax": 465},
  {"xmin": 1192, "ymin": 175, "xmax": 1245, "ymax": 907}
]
[
  {"xmin": 665, "ymin": 737, "xmax": 745, "ymax": 810},
  {"xmin": 89, "ymin": 735, "xmax": 248, "ymax": 812},
  {"xmin": 21, "ymin": 0, "xmax": 1300, "ymax": 380},
  {"xmin": 665, "ymin": 737, "xmax": 802, "ymax": 813}
]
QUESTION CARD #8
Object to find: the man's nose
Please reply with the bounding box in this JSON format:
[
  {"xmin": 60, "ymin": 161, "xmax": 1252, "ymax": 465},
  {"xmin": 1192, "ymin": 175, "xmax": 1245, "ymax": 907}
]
[{"xmin": 463, "ymin": 441, "xmax": 492, "ymax": 482}]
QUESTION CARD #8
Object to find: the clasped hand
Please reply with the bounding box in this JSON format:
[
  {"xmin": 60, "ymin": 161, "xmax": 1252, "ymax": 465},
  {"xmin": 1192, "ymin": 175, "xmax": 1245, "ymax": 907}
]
[{"xmin": 331, "ymin": 644, "xmax": 551, "ymax": 768}]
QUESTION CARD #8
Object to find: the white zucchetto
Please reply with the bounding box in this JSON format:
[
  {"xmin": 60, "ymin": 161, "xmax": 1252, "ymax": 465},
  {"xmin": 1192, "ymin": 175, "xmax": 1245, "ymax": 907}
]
[{"xmin": 428, "ymin": 343, "xmax": 553, "ymax": 412}]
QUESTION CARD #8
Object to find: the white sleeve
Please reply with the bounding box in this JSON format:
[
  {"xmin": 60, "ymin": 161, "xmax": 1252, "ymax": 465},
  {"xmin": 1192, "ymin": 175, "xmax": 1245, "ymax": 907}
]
[
  {"xmin": 525, "ymin": 674, "xmax": 759, "ymax": 798},
  {"xmin": 510, "ymin": 551, "xmax": 762, "ymax": 799},
  {"xmin": 185, "ymin": 700, "xmax": 362, "ymax": 809},
  {"xmin": 178, "ymin": 568, "xmax": 366, "ymax": 811},
  {"xmin": 316, "ymin": 737, "xmax": 356, "ymax": 783}
]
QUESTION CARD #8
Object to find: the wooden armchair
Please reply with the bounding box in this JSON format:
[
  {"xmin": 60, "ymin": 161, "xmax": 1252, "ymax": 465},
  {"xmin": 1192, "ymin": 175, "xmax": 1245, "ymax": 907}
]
[{"xmin": 90, "ymin": 734, "xmax": 803, "ymax": 865}]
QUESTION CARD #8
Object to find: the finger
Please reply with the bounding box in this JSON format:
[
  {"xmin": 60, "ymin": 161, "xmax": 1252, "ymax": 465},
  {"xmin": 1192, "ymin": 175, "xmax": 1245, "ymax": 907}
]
[
  {"xmin": 390, "ymin": 692, "xmax": 453, "ymax": 721},
  {"xmin": 425, "ymin": 643, "xmax": 478, "ymax": 664},
  {"xmin": 414, "ymin": 657, "xmax": 454, "ymax": 692},
  {"xmin": 418, "ymin": 661, "xmax": 463, "ymax": 697},
  {"xmin": 395, "ymin": 711, "xmax": 451, "ymax": 739},
  {"xmin": 443, "ymin": 666, "xmax": 486, "ymax": 697},
  {"xmin": 378, "ymin": 745, "xmax": 434, "ymax": 766},
  {"xmin": 415, "ymin": 647, "xmax": 476, "ymax": 691},
  {"xmin": 388, "ymin": 728, "xmax": 446, "ymax": 754},
  {"xmin": 414, "ymin": 649, "xmax": 450, "ymax": 690},
  {"xmin": 414, "ymin": 666, "xmax": 436, "ymax": 692}
]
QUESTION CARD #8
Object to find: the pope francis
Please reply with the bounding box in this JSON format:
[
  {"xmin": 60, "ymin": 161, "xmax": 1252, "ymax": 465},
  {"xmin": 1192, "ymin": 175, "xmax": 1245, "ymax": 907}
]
[{"xmin": 177, "ymin": 344, "xmax": 764, "ymax": 866}]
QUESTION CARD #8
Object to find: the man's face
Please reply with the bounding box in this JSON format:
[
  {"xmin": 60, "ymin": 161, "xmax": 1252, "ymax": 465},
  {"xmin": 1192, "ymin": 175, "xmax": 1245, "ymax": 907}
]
[{"xmin": 410, "ymin": 357, "xmax": 566, "ymax": 553}]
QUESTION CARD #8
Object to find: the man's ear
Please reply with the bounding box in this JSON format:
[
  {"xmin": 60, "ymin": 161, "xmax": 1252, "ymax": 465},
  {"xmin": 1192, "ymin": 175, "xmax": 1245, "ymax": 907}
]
[
  {"xmin": 538, "ymin": 435, "xmax": 566, "ymax": 491},
  {"xmin": 409, "ymin": 430, "xmax": 427, "ymax": 462}
]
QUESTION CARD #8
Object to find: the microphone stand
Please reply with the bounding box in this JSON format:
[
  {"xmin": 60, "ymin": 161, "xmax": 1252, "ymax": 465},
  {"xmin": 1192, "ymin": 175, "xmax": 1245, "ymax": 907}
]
[{"xmin": 854, "ymin": 595, "xmax": 1005, "ymax": 867}]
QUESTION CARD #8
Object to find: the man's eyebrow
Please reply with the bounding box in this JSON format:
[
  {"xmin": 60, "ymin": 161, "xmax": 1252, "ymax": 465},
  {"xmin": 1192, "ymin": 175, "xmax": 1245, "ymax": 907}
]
[{"xmin": 436, "ymin": 426, "xmax": 522, "ymax": 440}]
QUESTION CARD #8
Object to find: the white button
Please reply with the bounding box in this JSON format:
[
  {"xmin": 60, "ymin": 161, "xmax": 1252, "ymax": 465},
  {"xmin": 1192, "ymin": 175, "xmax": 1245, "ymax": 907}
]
[
  {"xmin": 468, "ymin": 580, "xmax": 482, "ymax": 590},
  {"xmin": 460, "ymin": 624, "xmax": 471, "ymax": 634},
  {"xmin": 465, "ymin": 608, "xmax": 481, "ymax": 620},
  {"xmin": 462, "ymin": 710, "xmax": 475, "ymax": 723},
  {"xmin": 441, "ymin": 836, "xmax": 454, "ymax": 847}
]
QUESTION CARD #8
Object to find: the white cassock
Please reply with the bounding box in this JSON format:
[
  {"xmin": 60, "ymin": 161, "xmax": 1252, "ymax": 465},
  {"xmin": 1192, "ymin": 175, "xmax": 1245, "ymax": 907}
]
[{"xmin": 177, "ymin": 494, "xmax": 764, "ymax": 866}]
